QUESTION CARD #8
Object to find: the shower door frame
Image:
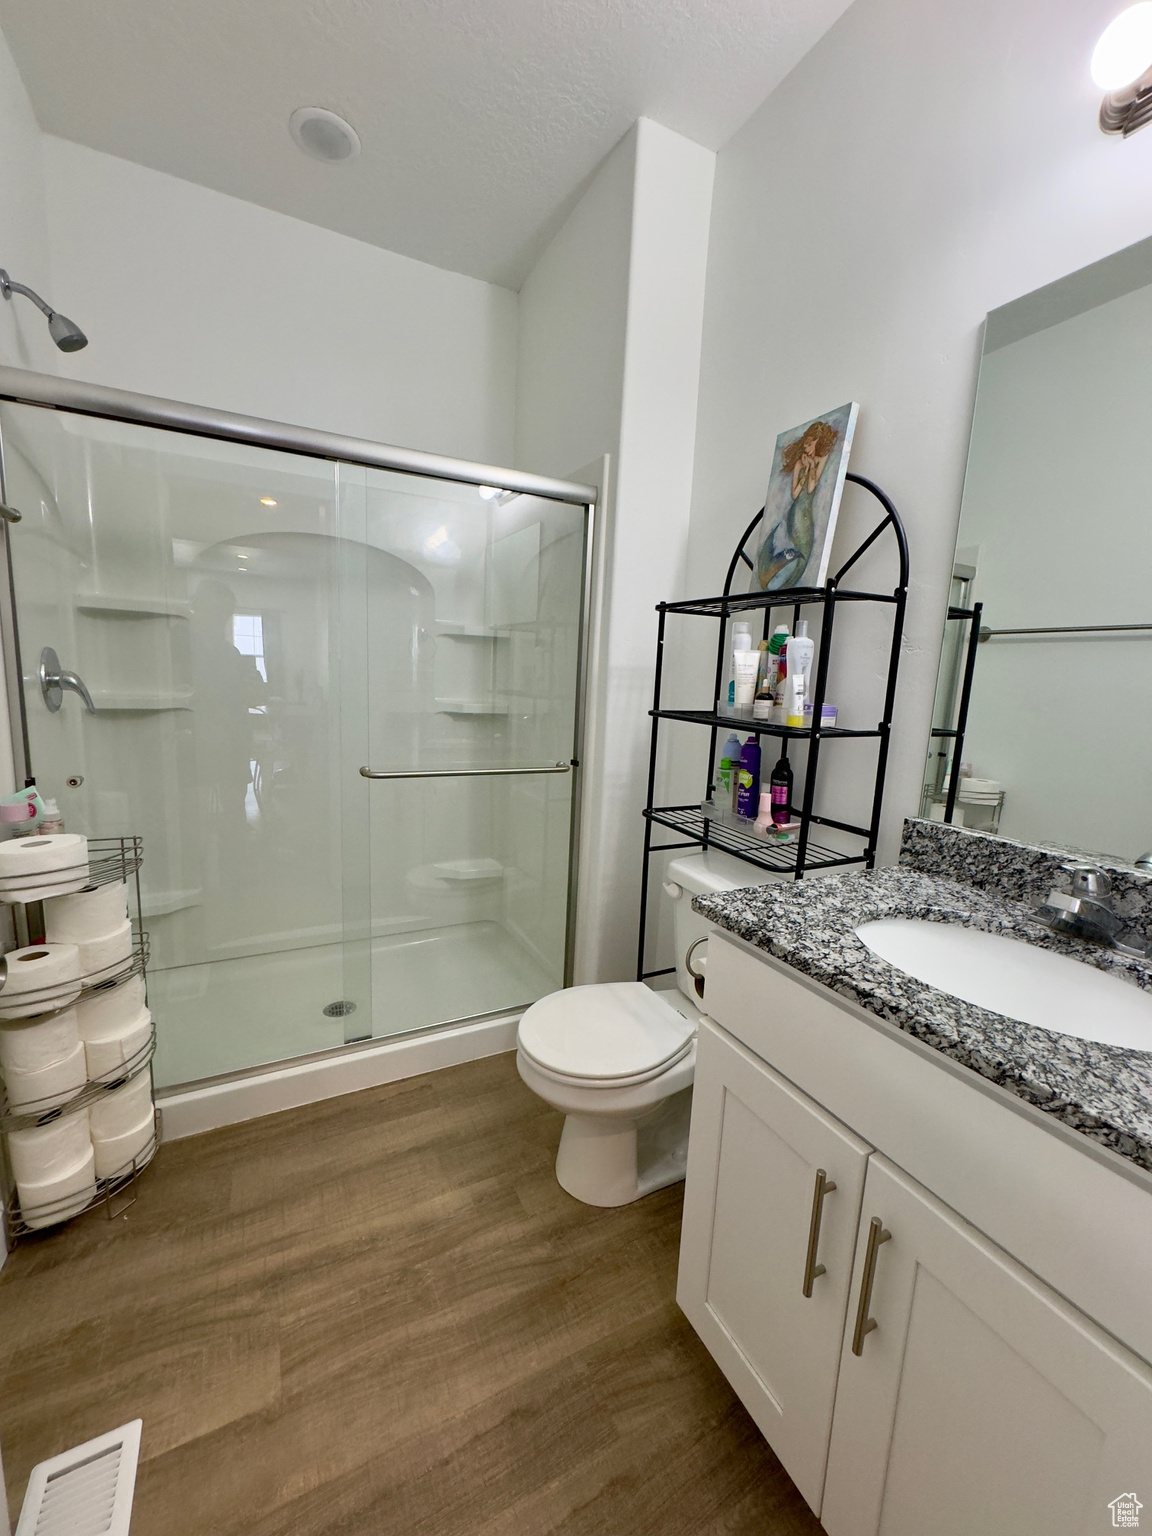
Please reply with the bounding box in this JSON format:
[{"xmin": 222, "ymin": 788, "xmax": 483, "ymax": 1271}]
[{"xmin": 0, "ymin": 365, "xmax": 598, "ymax": 999}]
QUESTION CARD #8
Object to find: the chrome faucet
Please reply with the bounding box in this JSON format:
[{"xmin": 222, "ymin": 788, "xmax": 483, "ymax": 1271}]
[{"xmin": 1033, "ymin": 863, "xmax": 1151, "ymax": 959}]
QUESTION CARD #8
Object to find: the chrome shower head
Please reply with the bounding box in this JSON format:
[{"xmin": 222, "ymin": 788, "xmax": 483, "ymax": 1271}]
[
  {"xmin": 46, "ymin": 310, "xmax": 88, "ymax": 352},
  {"xmin": 0, "ymin": 268, "xmax": 88, "ymax": 351}
]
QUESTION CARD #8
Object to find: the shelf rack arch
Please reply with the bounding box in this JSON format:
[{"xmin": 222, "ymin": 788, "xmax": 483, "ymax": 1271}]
[{"xmin": 636, "ymin": 472, "xmax": 909, "ymax": 983}]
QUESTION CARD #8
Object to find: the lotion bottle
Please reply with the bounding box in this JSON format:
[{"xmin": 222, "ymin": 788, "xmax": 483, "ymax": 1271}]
[
  {"xmin": 731, "ymin": 622, "xmax": 757, "ymax": 715},
  {"xmin": 786, "ymin": 619, "xmax": 814, "ymax": 718}
]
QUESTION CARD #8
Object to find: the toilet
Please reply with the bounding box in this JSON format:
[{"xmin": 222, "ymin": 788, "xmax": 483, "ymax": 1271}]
[{"xmin": 516, "ymin": 852, "xmax": 779, "ymax": 1207}]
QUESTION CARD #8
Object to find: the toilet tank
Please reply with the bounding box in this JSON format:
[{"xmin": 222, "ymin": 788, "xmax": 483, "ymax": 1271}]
[{"xmin": 663, "ymin": 852, "xmax": 781, "ymax": 1003}]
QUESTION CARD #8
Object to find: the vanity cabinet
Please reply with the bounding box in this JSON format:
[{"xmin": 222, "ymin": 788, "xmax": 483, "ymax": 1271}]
[
  {"xmin": 679, "ymin": 1004, "xmax": 1152, "ymax": 1531},
  {"xmin": 822, "ymin": 1155, "xmax": 1152, "ymax": 1536},
  {"xmin": 677, "ymin": 1023, "xmax": 869, "ymax": 1512}
]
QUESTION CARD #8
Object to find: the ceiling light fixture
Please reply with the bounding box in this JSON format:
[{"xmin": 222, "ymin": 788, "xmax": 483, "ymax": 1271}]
[
  {"xmin": 289, "ymin": 106, "xmax": 361, "ymax": 163},
  {"xmin": 1094, "ymin": 4, "xmax": 1152, "ymax": 133}
]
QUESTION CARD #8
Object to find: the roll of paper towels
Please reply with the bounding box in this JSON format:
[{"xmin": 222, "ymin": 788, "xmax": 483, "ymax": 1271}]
[
  {"xmin": 89, "ymin": 1070, "xmax": 153, "ymax": 1141},
  {"xmin": 0, "ymin": 944, "xmax": 82, "ymax": 1019},
  {"xmin": 45, "ymin": 882, "xmax": 129, "ymax": 943},
  {"xmin": 84, "ymin": 1008, "xmax": 152, "ymax": 1081},
  {"xmin": 3, "ymin": 1038, "xmax": 86, "ymax": 1112},
  {"xmin": 78, "ymin": 976, "xmax": 147, "ymax": 1039},
  {"xmin": 76, "ymin": 921, "xmax": 133, "ymax": 983},
  {"xmin": 0, "ymin": 1008, "xmax": 80, "ymax": 1074},
  {"xmin": 8, "ymin": 1108, "xmax": 90, "ymax": 1185},
  {"xmin": 93, "ymin": 1113, "xmax": 153, "ymax": 1179},
  {"xmin": 19, "ymin": 1146, "xmax": 96, "ymax": 1230},
  {"xmin": 0, "ymin": 832, "xmax": 88, "ymax": 878}
]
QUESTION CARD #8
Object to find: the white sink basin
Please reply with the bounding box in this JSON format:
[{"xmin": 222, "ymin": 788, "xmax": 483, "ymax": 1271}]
[{"xmin": 855, "ymin": 918, "xmax": 1152, "ymax": 1051}]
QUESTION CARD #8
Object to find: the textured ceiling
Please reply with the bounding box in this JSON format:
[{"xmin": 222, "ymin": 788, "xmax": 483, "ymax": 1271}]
[{"xmin": 0, "ymin": 0, "xmax": 853, "ymax": 289}]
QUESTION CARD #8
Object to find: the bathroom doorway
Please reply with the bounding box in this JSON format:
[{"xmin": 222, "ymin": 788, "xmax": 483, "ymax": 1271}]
[{"xmin": 0, "ymin": 384, "xmax": 592, "ymax": 1090}]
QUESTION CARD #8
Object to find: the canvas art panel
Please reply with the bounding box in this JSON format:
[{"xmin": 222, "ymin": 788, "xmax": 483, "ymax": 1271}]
[{"xmin": 754, "ymin": 403, "xmax": 859, "ymax": 591}]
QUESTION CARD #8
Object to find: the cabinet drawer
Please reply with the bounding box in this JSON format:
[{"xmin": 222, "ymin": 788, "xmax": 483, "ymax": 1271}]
[{"xmin": 677, "ymin": 1018, "xmax": 870, "ymax": 1516}]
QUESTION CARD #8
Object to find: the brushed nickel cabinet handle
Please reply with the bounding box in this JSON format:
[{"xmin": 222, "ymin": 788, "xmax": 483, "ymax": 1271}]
[
  {"xmin": 851, "ymin": 1215, "xmax": 892, "ymax": 1355},
  {"xmin": 801, "ymin": 1168, "xmax": 837, "ymax": 1298}
]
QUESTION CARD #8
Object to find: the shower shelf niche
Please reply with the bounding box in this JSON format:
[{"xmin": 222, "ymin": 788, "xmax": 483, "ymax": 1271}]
[
  {"xmin": 90, "ymin": 691, "xmax": 194, "ymax": 712},
  {"xmin": 75, "ymin": 595, "xmax": 191, "ymax": 619},
  {"xmin": 435, "ymin": 622, "xmax": 509, "ymax": 641},
  {"xmin": 0, "ymin": 834, "xmax": 160, "ymax": 1242},
  {"xmin": 434, "ymin": 699, "xmax": 512, "ymax": 715}
]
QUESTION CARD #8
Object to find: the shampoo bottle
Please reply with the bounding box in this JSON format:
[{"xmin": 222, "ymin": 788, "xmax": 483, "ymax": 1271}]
[
  {"xmin": 786, "ymin": 619, "xmax": 814, "ymax": 725},
  {"xmin": 736, "ymin": 736, "xmax": 761, "ymax": 819}
]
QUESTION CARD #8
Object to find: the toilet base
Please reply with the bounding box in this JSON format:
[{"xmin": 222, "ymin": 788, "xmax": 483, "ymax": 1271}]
[{"xmin": 555, "ymin": 1087, "xmax": 693, "ymax": 1207}]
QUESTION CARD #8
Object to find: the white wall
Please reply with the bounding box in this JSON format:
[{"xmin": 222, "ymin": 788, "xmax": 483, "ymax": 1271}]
[
  {"xmin": 517, "ymin": 119, "xmax": 715, "ymax": 983},
  {"xmin": 688, "ymin": 0, "xmax": 1152, "ymax": 863},
  {"xmin": 0, "ymin": 28, "xmax": 54, "ymax": 375},
  {"xmin": 42, "ymin": 137, "xmax": 518, "ymax": 465}
]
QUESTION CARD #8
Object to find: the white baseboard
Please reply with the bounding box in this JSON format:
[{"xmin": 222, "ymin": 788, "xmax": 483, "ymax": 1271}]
[{"xmin": 156, "ymin": 1013, "xmax": 520, "ymax": 1139}]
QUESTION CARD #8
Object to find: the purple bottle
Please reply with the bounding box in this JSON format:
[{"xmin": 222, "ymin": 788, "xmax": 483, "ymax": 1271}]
[{"xmin": 736, "ymin": 736, "xmax": 761, "ymax": 819}]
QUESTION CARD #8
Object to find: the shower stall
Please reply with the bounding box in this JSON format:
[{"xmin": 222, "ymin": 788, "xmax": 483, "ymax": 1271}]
[{"xmin": 0, "ymin": 369, "xmax": 594, "ymax": 1091}]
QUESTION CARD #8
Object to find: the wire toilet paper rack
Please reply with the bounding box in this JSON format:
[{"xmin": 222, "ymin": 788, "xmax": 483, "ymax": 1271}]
[{"xmin": 0, "ymin": 834, "xmax": 160, "ymax": 1242}]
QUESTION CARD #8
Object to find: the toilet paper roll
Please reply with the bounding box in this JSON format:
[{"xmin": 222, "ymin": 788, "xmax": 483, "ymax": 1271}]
[
  {"xmin": 0, "ymin": 944, "xmax": 82, "ymax": 1019},
  {"xmin": 0, "ymin": 832, "xmax": 88, "ymax": 877},
  {"xmin": 8, "ymin": 1108, "xmax": 90, "ymax": 1185},
  {"xmin": 19, "ymin": 1146, "xmax": 96, "ymax": 1230},
  {"xmin": 0, "ymin": 1008, "xmax": 80, "ymax": 1074},
  {"xmin": 0, "ymin": 834, "xmax": 89, "ymax": 906},
  {"xmin": 92, "ymin": 1112, "xmax": 154, "ymax": 1179},
  {"xmin": 76, "ymin": 921, "xmax": 134, "ymax": 983},
  {"xmin": 0, "ymin": 873, "xmax": 90, "ymax": 904},
  {"xmin": 3, "ymin": 1038, "xmax": 86, "ymax": 1112},
  {"xmin": 77, "ymin": 976, "xmax": 147, "ymax": 1040},
  {"xmin": 89, "ymin": 1069, "xmax": 153, "ymax": 1140},
  {"xmin": 45, "ymin": 882, "xmax": 129, "ymax": 943},
  {"xmin": 84, "ymin": 1008, "xmax": 152, "ymax": 1081}
]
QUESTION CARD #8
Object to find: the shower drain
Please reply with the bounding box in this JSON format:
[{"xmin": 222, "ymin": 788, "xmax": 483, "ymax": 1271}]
[{"xmin": 323, "ymin": 1000, "xmax": 357, "ymax": 1018}]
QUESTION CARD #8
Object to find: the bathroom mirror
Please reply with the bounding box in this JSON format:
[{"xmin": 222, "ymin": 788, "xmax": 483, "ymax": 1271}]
[{"xmin": 924, "ymin": 234, "xmax": 1152, "ymax": 862}]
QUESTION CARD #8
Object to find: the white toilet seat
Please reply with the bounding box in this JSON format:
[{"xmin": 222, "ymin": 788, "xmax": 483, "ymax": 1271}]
[{"xmin": 517, "ymin": 982, "xmax": 696, "ymax": 1086}]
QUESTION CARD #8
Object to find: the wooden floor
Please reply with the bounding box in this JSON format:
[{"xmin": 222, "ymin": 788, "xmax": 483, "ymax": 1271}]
[{"xmin": 0, "ymin": 1052, "xmax": 820, "ymax": 1535}]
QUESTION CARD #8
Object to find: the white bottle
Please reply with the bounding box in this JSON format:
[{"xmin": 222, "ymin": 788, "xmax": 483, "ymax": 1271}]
[
  {"xmin": 38, "ymin": 798, "xmax": 65, "ymax": 834},
  {"xmin": 785, "ymin": 619, "xmax": 814, "ymax": 725},
  {"xmin": 731, "ymin": 622, "xmax": 758, "ymax": 714}
]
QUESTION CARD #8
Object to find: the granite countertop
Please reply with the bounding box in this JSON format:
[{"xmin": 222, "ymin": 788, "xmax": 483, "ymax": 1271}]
[{"xmin": 693, "ymin": 864, "xmax": 1152, "ymax": 1173}]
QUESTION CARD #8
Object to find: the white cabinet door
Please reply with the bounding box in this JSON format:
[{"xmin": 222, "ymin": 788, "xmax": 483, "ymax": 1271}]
[
  {"xmin": 677, "ymin": 1018, "xmax": 871, "ymax": 1515},
  {"xmin": 823, "ymin": 1154, "xmax": 1152, "ymax": 1536}
]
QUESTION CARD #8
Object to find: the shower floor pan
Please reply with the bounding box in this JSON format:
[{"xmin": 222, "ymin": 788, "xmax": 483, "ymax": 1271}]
[{"xmin": 148, "ymin": 920, "xmax": 557, "ymax": 1089}]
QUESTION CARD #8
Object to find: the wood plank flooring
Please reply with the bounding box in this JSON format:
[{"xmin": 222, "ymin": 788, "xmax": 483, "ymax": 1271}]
[{"xmin": 0, "ymin": 1052, "xmax": 820, "ymax": 1535}]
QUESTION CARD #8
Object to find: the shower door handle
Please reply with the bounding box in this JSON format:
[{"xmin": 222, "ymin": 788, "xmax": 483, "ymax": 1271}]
[
  {"xmin": 360, "ymin": 763, "xmax": 572, "ymax": 780},
  {"xmin": 39, "ymin": 647, "xmax": 96, "ymax": 714}
]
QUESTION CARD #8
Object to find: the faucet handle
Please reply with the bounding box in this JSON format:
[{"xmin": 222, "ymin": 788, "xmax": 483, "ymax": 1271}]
[{"xmin": 1061, "ymin": 862, "xmax": 1112, "ymax": 900}]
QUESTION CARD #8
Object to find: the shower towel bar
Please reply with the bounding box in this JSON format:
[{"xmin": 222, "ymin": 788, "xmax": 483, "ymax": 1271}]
[
  {"xmin": 360, "ymin": 763, "xmax": 572, "ymax": 779},
  {"xmin": 978, "ymin": 621, "xmax": 1152, "ymax": 642}
]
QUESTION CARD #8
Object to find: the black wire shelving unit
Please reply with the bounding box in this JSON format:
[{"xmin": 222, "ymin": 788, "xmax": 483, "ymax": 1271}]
[{"xmin": 636, "ymin": 472, "xmax": 909, "ymax": 984}]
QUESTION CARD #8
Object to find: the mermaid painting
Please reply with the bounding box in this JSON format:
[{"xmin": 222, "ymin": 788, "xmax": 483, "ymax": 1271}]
[{"xmin": 755, "ymin": 402, "xmax": 859, "ymax": 591}]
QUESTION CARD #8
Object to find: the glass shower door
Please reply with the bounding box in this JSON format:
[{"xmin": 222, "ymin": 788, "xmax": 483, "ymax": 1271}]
[
  {"xmin": 345, "ymin": 464, "xmax": 587, "ymax": 1037},
  {"xmin": 0, "ymin": 402, "xmax": 373, "ymax": 1087}
]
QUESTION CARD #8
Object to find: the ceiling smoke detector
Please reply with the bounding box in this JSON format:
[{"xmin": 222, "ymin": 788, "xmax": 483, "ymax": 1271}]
[{"xmin": 289, "ymin": 106, "xmax": 361, "ymax": 163}]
